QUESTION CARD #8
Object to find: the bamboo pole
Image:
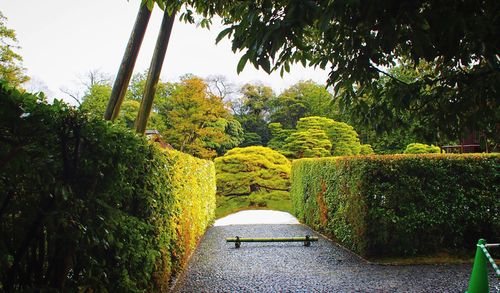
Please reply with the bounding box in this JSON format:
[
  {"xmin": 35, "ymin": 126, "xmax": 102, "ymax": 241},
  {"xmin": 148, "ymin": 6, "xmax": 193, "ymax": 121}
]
[
  {"xmin": 226, "ymin": 236, "xmax": 319, "ymax": 248},
  {"xmin": 134, "ymin": 8, "xmax": 176, "ymax": 134},
  {"xmin": 226, "ymin": 237, "xmax": 319, "ymax": 242},
  {"xmin": 104, "ymin": 3, "xmax": 152, "ymax": 121}
]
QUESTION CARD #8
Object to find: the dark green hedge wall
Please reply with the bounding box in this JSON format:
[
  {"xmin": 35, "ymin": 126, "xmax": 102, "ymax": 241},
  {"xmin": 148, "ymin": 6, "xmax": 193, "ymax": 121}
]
[
  {"xmin": 0, "ymin": 81, "xmax": 215, "ymax": 291},
  {"xmin": 291, "ymin": 154, "xmax": 499, "ymax": 257}
]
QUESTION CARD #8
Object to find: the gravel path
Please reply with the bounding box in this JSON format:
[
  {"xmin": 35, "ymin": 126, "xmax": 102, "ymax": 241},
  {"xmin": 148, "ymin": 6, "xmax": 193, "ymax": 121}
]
[{"xmin": 174, "ymin": 224, "xmax": 497, "ymax": 292}]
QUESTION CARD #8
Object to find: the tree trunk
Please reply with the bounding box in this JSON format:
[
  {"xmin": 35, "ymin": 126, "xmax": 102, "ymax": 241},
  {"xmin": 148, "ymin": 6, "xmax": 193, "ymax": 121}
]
[
  {"xmin": 104, "ymin": 3, "xmax": 153, "ymax": 121},
  {"xmin": 135, "ymin": 9, "xmax": 176, "ymax": 134}
]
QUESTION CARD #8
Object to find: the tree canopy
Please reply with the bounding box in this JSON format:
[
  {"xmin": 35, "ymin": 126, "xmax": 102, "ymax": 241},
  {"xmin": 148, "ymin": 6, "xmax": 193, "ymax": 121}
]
[
  {"xmin": 0, "ymin": 11, "xmax": 29, "ymax": 87},
  {"xmin": 268, "ymin": 80, "xmax": 337, "ymax": 129},
  {"xmin": 233, "ymin": 83, "xmax": 274, "ymax": 146}
]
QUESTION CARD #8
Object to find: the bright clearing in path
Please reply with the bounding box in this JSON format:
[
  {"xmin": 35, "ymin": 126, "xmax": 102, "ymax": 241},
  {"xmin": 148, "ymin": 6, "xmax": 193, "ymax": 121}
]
[{"xmin": 214, "ymin": 210, "xmax": 300, "ymax": 226}]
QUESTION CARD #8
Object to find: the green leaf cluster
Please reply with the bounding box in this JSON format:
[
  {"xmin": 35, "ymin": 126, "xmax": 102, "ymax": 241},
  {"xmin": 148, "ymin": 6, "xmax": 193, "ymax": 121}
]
[
  {"xmin": 291, "ymin": 154, "xmax": 500, "ymax": 257},
  {"xmin": 0, "ymin": 81, "xmax": 215, "ymax": 291},
  {"xmin": 404, "ymin": 143, "xmax": 441, "ymax": 154}
]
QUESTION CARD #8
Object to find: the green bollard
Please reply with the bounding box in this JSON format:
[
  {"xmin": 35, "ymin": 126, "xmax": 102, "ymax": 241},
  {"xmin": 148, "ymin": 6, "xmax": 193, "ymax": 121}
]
[{"xmin": 466, "ymin": 239, "xmax": 489, "ymax": 293}]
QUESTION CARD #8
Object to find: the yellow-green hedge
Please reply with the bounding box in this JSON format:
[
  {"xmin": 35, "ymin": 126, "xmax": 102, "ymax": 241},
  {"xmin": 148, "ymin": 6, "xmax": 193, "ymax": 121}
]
[
  {"xmin": 291, "ymin": 154, "xmax": 499, "ymax": 257},
  {"xmin": 164, "ymin": 149, "xmax": 216, "ymax": 275}
]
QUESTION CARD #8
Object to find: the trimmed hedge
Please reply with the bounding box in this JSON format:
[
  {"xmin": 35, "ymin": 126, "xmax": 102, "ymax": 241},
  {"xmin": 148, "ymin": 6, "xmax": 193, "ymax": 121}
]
[
  {"xmin": 165, "ymin": 149, "xmax": 216, "ymax": 276},
  {"xmin": 291, "ymin": 154, "xmax": 499, "ymax": 257},
  {"xmin": 0, "ymin": 81, "xmax": 215, "ymax": 291}
]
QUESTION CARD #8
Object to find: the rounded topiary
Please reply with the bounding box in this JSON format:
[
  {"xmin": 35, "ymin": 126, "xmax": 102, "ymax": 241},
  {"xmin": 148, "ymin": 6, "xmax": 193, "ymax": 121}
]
[
  {"xmin": 282, "ymin": 129, "xmax": 332, "ymax": 158},
  {"xmin": 403, "ymin": 143, "xmax": 441, "ymax": 154},
  {"xmin": 215, "ymin": 146, "xmax": 291, "ymax": 196},
  {"xmin": 294, "ymin": 116, "xmax": 362, "ymax": 156}
]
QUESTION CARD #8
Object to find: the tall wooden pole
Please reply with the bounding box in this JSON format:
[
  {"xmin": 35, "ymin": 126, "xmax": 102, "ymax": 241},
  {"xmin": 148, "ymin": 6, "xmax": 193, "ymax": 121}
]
[
  {"xmin": 135, "ymin": 9, "xmax": 176, "ymax": 134},
  {"xmin": 104, "ymin": 3, "xmax": 152, "ymax": 121}
]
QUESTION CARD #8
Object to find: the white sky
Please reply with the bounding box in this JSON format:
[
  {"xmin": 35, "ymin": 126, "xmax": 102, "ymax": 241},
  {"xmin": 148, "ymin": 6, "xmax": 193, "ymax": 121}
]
[{"xmin": 0, "ymin": 0, "xmax": 330, "ymax": 104}]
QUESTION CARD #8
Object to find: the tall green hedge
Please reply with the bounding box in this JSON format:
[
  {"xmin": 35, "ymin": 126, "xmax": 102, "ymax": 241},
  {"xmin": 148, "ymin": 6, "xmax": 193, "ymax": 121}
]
[
  {"xmin": 0, "ymin": 81, "xmax": 215, "ymax": 291},
  {"xmin": 291, "ymin": 154, "xmax": 499, "ymax": 257}
]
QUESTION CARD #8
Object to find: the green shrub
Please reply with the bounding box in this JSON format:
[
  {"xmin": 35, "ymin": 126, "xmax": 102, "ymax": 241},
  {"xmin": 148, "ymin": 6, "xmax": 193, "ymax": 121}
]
[
  {"xmin": 214, "ymin": 146, "xmax": 292, "ymax": 217},
  {"xmin": 291, "ymin": 154, "xmax": 499, "ymax": 257},
  {"xmin": 404, "ymin": 143, "xmax": 441, "ymax": 154},
  {"xmin": 0, "ymin": 81, "xmax": 215, "ymax": 291},
  {"xmin": 214, "ymin": 146, "xmax": 291, "ymax": 196}
]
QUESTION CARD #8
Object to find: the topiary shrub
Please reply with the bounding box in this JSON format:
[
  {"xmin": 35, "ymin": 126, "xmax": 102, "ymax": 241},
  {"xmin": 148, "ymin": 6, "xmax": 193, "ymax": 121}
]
[
  {"xmin": 291, "ymin": 154, "xmax": 499, "ymax": 257},
  {"xmin": 282, "ymin": 129, "xmax": 332, "ymax": 158},
  {"xmin": 215, "ymin": 146, "xmax": 291, "ymax": 196},
  {"xmin": 404, "ymin": 143, "xmax": 441, "ymax": 154},
  {"xmin": 272, "ymin": 116, "xmax": 363, "ymax": 158}
]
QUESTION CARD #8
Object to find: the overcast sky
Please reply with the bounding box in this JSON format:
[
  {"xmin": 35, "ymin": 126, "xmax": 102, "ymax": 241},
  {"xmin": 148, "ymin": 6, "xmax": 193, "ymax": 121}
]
[{"xmin": 0, "ymin": 0, "xmax": 330, "ymax": 104}]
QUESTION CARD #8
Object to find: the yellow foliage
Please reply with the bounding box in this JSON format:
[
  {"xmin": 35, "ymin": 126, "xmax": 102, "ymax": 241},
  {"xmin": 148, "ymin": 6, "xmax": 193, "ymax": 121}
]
[{"xmin": 160, "ymin": 149, "xmax": 216, "ymax": 277}]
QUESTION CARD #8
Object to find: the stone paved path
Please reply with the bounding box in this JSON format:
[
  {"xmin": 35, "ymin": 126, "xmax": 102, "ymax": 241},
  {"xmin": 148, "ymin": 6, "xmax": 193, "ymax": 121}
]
[{"xmin": 173, "ymin": 223, "xmax": 497, "ymax": 292}]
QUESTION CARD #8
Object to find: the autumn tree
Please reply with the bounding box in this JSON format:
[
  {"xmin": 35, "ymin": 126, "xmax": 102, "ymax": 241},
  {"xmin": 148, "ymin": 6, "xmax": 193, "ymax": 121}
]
[
  {"xmin": 0, "ymin": 11, "xmax": 29, "ymax": 87},
  {"xmin": 160, "ymin": 76, "xmax": 242, "ymax": 159}
]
